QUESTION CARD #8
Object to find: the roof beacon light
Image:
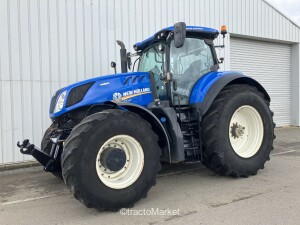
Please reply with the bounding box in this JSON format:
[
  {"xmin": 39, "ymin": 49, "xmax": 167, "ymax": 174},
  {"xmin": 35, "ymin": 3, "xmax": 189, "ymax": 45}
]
[
  {"xmin": 215, "ymin": 25, "xmax": 227, "ymax": 49},
  {"xmin": 221, "ymin": 25, "xmax": 227, "ymax": 37}
]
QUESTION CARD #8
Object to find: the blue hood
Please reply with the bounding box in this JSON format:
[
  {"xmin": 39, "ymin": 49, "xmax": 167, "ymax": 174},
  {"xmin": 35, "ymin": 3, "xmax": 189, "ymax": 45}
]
[{"xmin": 49, "ymin": 72, "xmax": 153, "ymax": 118}]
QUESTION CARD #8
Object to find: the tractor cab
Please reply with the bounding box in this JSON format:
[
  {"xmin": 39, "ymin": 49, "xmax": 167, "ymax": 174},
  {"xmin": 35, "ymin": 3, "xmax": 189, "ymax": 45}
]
[{"xmin": 133, "ymin": 23, "xmax": 223, "ymax": 105}]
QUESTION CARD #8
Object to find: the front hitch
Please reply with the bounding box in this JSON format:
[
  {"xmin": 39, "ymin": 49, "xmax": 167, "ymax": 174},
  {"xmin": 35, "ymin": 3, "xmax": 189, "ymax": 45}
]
[
  {"xmin": 17, "ymin": 139, "xmax": 35, "ymax": 154},
  {"xmin": 17, "ymin": 139, "xmax": 62, "ymax": 172}
]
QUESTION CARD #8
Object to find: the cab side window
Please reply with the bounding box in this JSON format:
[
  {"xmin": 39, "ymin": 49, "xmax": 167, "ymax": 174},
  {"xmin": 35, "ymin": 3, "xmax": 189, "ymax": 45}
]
[{"xmin": 170, "ymin": 38, "xmax": 215, "ymax": 104}]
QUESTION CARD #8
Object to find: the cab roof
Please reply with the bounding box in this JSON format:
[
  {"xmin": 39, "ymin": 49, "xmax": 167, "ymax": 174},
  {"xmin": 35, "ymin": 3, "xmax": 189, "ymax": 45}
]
[{"xmin": 133, "ymin": 26, "xmax": 219, "ymax": 51}]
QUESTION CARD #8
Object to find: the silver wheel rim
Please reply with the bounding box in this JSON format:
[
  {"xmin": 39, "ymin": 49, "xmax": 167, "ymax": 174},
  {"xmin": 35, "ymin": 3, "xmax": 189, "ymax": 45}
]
[
  {"xmin": 229, "ymin": 105, "xmax": 264, "ymax": 158},
  {"xmin": 96, "ymin": 135, "xmax": 144, "ymax": 189}
]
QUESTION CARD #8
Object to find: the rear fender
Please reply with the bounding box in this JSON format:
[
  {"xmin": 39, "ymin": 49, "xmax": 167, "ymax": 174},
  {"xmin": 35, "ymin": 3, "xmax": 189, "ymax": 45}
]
[{"xmin": 191, "ymin": 72, "xmax": 270, "ymax": 117}]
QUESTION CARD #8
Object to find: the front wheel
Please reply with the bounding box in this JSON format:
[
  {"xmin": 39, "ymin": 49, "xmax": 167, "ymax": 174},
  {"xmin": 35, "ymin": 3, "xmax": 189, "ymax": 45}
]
[
  {"xmin": 201, "ymin": 84, "xmax": 275, "ymax": 177},
  {"xmin": 61, "ymin": 109, "xmax": 161, "ymax": 210},
  {"xmin": 41, "ymin": 124, "xmax": 63, "ymax": 179}
]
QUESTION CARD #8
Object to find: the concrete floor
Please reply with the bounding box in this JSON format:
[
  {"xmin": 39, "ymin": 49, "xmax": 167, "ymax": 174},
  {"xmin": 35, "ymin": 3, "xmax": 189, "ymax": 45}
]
[{"xmin": 0, "ymin": 127, "xmax": 300, "ymax": 225}]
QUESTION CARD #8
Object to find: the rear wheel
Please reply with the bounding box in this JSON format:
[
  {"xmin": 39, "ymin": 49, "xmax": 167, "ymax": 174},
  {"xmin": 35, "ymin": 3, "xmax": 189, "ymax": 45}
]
[
  {"xmin": 61, "ymin": 109, "xmax": 161, "ymax": 210},
  {"xmin": 201, "ymin": 84, "xmax": 275, "ymax": 177}
]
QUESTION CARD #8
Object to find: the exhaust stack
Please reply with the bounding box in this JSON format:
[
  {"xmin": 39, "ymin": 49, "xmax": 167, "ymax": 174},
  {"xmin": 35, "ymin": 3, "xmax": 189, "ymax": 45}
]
[{"xmin": 116, "ymin": 40, "xmax": 128, "ymax": 73}]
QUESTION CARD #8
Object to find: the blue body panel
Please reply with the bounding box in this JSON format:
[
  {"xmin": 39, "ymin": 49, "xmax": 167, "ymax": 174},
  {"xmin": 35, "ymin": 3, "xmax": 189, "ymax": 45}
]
[
  {"xmin": 189, "ymin": 71, "xmax": 243, "ymax": 104},
  {"xmin": 134, "ymin": 26, "xmax": 219, "ymax": 51},
  {"xmin": 50, "ymin": 72, "xmax": 153, "ymax": 118},
  {"xmin": 50, "ymin": 69, "xmax": 242, "ymax": 119}
]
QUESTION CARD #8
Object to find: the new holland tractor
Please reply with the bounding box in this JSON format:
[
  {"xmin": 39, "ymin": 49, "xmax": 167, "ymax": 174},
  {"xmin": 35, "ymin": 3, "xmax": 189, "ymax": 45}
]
[{"xmin": 17, "ymin": 22, "xmax": 275, "ymax": 211}]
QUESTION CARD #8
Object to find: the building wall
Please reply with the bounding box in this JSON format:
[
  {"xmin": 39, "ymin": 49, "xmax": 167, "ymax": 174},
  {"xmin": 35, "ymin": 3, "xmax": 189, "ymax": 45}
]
[
  {"xmin": 0, "ymin": 0, "xmax": 299, "ymax": 164},
  {"xmin": 291, "ymin": 44, "xmax": 300, "ymax": 126}
]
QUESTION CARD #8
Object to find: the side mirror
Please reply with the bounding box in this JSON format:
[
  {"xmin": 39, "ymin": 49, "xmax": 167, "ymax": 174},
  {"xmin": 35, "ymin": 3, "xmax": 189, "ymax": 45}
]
[
  {"xmin": 173, "ymin": 22, "xmax": 186, "ymax": 48},
  {"xmin": 111, "ymin": 61, "xmax": 117, "ymax": 74}
]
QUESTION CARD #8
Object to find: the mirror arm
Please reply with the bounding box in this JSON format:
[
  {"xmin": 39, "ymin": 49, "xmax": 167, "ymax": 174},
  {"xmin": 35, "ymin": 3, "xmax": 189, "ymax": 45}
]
[
  {"xmin": 166, "ymin": 32, "xmax": 173, "ymax": 42},
  {"xmin": 132, "ymin": 57, "xmax": 140, "ymax": 72},
  {"xmin": 126, "ymin": 52, "xmax": 132, "ymax": 70},
  {"xmin": 215, "ymin": 37, "xmax": 225, "ymax": 48},
  {"xmin": 215, "ymin": 30, "xmax": 227, "ymax": 48}
]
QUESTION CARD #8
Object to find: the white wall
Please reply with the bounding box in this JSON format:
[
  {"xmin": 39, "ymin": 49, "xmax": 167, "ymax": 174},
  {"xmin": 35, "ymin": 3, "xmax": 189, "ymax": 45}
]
[
  {"xmin": 291, "ymin": 44, "xmax": 300, "ymax": 126},
  {"xmin": 0, "ymin": 0, "xmax": 299, "ymax": 164}
]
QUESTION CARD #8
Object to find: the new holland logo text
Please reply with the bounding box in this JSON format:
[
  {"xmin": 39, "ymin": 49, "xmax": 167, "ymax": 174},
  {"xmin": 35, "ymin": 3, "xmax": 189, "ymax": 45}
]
[{"xmin": 113, "ymin": 88, "xmax": 151, "ymax": 102}]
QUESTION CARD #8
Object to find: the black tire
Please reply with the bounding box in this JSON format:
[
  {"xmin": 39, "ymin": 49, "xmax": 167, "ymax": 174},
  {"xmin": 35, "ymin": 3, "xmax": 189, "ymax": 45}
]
[
  {"xmin": 41, "ymin": 124, "xmax": 62, "ymax": 179},
  {"xmin": 61, "ymin": 109, "xmax": 161, "ymax": 210},
  {"xmin": 201, "ymin": 84, "xmax": 275, "ymax": 177}
]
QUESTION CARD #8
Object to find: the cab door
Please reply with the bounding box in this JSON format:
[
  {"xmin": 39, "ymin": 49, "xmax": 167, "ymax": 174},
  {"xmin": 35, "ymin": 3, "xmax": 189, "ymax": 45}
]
[{"xmin": 169, "ymin": 38, "xmax": 216, "ymax": 105}]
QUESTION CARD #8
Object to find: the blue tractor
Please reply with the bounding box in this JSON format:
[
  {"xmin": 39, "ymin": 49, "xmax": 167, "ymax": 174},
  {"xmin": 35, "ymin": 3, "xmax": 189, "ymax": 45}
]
[{"xmin": 17, "ymin": 22, "xmax": 275, "ymax": 210}]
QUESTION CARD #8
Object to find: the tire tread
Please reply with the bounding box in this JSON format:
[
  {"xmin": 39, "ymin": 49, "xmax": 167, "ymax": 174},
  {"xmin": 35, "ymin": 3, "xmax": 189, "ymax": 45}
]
[
  {"xmin": 61, "ymin": 109, "xmax": 161, "ymax": 211},
  {"xmin": 201, "ymin": 84, "xmax": 275, "ymax": 177}
]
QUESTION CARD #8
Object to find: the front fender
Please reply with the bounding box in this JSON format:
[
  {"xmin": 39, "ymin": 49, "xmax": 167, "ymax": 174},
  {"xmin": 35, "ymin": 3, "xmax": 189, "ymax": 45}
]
[
  {"xmin": 190, "ymin": 71, "xmax": 270, "ymax": 116},
  {"xmin": 106, "ymin": 101, "xmax": 172, "ymax": 163}
]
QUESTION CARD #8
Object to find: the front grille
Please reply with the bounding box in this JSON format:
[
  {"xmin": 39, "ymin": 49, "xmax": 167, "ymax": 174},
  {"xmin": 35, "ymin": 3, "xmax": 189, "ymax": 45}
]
[
  {"xmin": 65, "ymin": 82, "xmax": 95, "ymax": 108},
  {"xmin": 49, "ymin": 89, "xmax": 63, "ymax": 114}
]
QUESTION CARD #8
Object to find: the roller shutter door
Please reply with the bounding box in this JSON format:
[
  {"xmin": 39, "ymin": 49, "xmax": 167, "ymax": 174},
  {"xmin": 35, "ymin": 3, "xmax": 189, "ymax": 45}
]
[{"xmin": 230, "ymin": 37, "xmax": 291, "ymax": 126}]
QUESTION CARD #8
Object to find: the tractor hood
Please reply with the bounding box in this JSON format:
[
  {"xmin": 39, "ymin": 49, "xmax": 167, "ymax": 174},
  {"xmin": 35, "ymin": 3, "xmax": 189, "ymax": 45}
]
[{"xmin": 49, "ymin": 72, "xmax": 153, "ymax": 118}]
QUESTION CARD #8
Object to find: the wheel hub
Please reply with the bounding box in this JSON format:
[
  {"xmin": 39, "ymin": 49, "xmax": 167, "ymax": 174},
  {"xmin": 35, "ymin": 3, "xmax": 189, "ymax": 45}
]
[
  {"xmin": 230, "ymin": 122, "xmax": 245, "ymax": 139},
  {"xmin": 96, "ymin": 135, "xmax": 144, "ymax": 189},
  {"xmin": 100, "ymin": 147, "xmax": 126, "ymax": 171},
  {"xmin": 228, "ymin": 105, "xmax": 264, "ymax": 158}
]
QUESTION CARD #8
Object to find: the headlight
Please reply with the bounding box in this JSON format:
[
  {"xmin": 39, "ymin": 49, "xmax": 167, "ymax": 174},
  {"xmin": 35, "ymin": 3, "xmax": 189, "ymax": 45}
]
[{"xmin": 54, "ymin": 90, "xmax": 67, "ymax": 113}]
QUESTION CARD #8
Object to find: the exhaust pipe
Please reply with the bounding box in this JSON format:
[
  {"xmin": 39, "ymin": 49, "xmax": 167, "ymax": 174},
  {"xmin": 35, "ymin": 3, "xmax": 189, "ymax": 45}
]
[{"xmin": 116, "ymin": 40, "xmax": 128, "ymax": 73}]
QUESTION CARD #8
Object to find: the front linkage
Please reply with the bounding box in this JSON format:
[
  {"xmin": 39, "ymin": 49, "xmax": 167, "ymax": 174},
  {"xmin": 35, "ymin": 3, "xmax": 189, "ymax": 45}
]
[{"xmin": 17, "ymin": 129, "xmax": 64, "ymax": 172}]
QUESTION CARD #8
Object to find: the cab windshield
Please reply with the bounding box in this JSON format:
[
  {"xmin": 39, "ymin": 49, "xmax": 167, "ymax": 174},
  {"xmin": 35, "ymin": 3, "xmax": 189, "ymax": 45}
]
[{"xmin": 138, "ymin": 45, "xmax": 167, "ymax": 100}]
